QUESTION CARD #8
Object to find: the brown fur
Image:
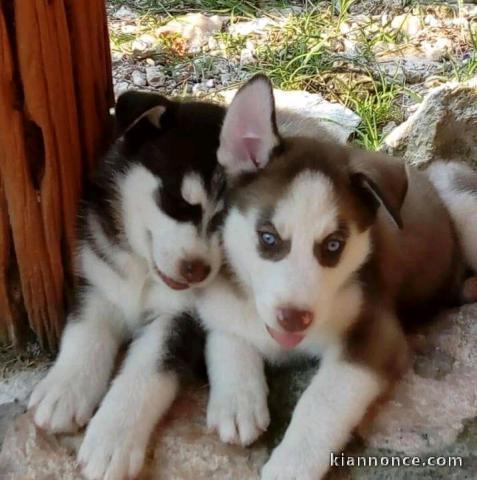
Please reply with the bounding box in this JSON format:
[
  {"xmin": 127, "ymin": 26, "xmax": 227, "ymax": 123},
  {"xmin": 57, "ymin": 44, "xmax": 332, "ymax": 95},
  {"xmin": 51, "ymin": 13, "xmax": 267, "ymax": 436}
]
[{"xmin": 228, "ymin": 135, "xmax": 465, "ymax": 383}]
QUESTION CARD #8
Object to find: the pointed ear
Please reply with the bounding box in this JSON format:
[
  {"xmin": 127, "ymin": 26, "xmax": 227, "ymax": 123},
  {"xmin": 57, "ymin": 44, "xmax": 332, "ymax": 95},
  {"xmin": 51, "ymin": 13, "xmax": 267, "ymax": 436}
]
[
  {"xmin": 218, "ymin": 74, "xmax": 281, "ymax": 176},
  {"xmin": 350, "ymin": 151, "xmax": 408, "ymax": 229},
  {"xmin": 115, "ymin": 91, "xmax": 170, "ymax": 136}
]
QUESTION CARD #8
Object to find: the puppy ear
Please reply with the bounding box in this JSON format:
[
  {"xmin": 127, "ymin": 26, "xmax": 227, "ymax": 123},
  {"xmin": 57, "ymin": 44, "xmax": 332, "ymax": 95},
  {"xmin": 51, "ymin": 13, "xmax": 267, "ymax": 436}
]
[
  {"xmin": 218, "ymin": 74, "xmax": 281, "ymax": 176},
  {"xmin": 350, "ymin": 151, "xmax": 408, "ymax": 229},
  {"xmin": 115, "ymin": 91, "xmax": 170, "ymax": 136}
]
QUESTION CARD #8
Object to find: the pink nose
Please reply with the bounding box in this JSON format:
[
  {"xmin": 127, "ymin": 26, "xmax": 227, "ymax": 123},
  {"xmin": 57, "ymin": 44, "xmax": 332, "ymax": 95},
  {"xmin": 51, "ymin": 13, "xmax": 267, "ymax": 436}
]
[
  {"xmin": 180, "ymin": 259, "xmax": 211, "ymax": 284},
  {"xmin": 276, "ymin": 308, "xmax": 313, "ymax": 333}
]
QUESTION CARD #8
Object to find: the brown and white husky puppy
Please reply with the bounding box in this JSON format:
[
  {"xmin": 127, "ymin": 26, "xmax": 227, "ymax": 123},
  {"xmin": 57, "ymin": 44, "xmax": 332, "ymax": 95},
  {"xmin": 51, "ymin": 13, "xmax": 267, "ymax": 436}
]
[{"xmin": 196, "ymin": 75, "xmax": 471, "ymax": 479}]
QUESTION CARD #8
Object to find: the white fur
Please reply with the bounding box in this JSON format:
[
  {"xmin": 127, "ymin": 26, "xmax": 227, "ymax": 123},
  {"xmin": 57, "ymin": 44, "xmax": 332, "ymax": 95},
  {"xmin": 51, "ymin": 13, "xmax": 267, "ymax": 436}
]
[
  {"xmin": 261, "ymin": 356, "xmax": 382, "ymax": 480},
  {"xmin": 222, "ymin": 172, "xmax": 371, "ymax": 335},
  {"xmin": 119, "ymin": 165, "xmax": 221, "ymax": 285},
  {"xmin": 30, "ymin": 162, "xmax": 222, "ymax": 478},
  {"xmin": 427, "ymin": 161, "xmax": 477, "ymax": 271},
  {"xmin": 28, "ymin": 293, "xmax": 123, "ymax": 432},
  {"xmin": 217, "ymin": 76, "xmax": 279, "ymax": 175},
  {"xmin": 197, "ymin": 170, "xmax": 376, "ymax": 480},
  {"xmin": 79, "ymin": 318, "xmax": 179, "ymax": 480},
  {"xmin": 206, "ymin": 331, "xmax": 269, "ymax": 446}
]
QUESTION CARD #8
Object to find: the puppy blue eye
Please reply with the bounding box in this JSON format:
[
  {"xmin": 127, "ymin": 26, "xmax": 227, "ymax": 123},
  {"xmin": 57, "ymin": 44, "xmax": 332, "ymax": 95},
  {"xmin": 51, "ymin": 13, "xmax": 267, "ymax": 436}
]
[
  {"xmin": 260, "ymin": 232, "xmax": 277, "ymax": 246},
  {"xmin": 327, "ymin": 239, "xmax": 342, "ymax": 252}
]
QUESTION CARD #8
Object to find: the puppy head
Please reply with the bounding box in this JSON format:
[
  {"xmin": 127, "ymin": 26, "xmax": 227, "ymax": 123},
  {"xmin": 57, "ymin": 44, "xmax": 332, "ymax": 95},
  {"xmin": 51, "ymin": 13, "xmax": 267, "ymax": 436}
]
[
  {"xmin": 115, "ymin": 91, "xmax": 226, "ymax": 290},
  {"xmin": 218, "ymin": 75, "xmax": 408, "ymax": 348}
]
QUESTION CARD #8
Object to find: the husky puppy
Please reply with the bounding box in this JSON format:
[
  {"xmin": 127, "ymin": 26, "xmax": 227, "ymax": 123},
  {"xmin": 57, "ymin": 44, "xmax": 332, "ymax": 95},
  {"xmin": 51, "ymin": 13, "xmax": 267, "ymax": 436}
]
[
  {"xmin": 196, "ymin": 75, "xmax": 467, "ymax": 479},
  {"xmin": 29, "ymin": 92, "xmax": 226, "ymax": 480}
]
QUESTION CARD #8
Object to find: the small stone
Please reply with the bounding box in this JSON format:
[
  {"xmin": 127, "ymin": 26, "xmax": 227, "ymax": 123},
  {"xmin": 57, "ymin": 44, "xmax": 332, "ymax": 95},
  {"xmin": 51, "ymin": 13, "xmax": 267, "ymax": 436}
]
[
  {"xmin": 111, "ymin": 51, "xmax": 124, "ymax": 66},
  {"xmin": 114, "ymin": 6, "xmax": 137, "ymax": 21},
  {"xmin": 220, "ymin": 73, "xmax": 232, "ymax": 85},
  {"xmin": 391, "ymin": 14, "xmax": 421, "ymax": 37},
  {"xmin": 208, "ymin": 36, "xmax": 219, "ymax": 51},
  {"xmin": 240, "ymin": 48, "xmax": 255, "ymax": 65},
  {"xmin": 192, "ymin": 83, "xmax": 207, "ymax": 95},
  {"xmin": 228, "ymin": 17, "xmax": 274, "ymax": 36},
  {"xmin": 131, "ymin": 70, "xmax": 147, "ymax": 87},
  {"xmin": 157, "ymin": 13, "xmax": 224, "ymax": 54},
  {"xmin": 421, "ymin": 37, "xmax": 452, "ymax": 61},
  {"xmin": 114, "ymin": 81, "xmax": 129, "ymax": 97},
  {"xmin": 205, "ymin": 79, "xmax": 215, "ymax": 89},
  {"xmin": 121, "ymin": 24, "xmax": 138, "ymax": 34},
  {"xmin": 132, "ymin": 34, "xmax": 158, "ymax": 59},
  {"xmin": 146, "ymin": 66, "xmax": 166, "ymax": 87},
  {"xmin": 145, "ymin": 58, "xmax": 155, "ymax": 66}
]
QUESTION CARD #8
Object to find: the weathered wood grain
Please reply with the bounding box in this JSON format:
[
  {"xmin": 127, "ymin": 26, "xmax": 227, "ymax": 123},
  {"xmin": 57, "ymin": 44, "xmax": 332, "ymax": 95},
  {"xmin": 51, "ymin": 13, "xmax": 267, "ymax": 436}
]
[{"xmin": 0, "ymin": 0, "xmax": 113, "ymax": 350}]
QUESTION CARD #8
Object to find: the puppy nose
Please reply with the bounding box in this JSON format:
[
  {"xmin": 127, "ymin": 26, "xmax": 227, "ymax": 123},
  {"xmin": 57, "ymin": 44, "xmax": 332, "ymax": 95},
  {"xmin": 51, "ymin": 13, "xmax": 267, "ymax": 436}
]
[
  {"xmin": 180, "ymin": 259, "xmax": 211, "ymax": 284},
  {"xmin": 277, "ymin": 308, "xmax": 313, "ymax": 332}
]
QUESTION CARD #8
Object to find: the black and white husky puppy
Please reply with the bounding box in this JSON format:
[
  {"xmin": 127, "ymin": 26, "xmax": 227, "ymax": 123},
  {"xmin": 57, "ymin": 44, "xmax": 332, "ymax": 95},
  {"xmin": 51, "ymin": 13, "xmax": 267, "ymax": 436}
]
[
  {"xmin": 196, "ymin": 75, "xmax": 471, "ymax": 479},
  {"xmin": 29, "ymin": 92, "xmax": 226, "ymax": 480}
]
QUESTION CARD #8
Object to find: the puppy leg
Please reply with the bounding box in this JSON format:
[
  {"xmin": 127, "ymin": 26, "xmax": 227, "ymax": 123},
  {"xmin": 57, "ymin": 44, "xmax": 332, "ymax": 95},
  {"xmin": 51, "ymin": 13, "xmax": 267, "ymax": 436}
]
[
  {"xmin": 206, "ymin": 331, "xmax": 269, "ymax": 446},
  {"xmin": 79, "ymin": 316, "xmax": 179, "ymax": 480},
  {"xmin": 29, "ymin": 292, "xmax": 123, "ymax": 433},
  {"xmin": 261, "ymin": 357, "xmax": 382, "ymax": 480}
]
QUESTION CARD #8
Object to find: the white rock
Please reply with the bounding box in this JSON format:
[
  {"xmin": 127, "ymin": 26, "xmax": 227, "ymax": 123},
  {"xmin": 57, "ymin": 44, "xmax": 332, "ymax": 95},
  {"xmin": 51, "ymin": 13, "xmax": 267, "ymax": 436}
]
[
  {"xmin": 121, "ymin": 24, "xmax": 138, "ymax": 34},
  {"xmin": 157, "ymin": 13, "xmax": 224, "ymax": 53},
  {"xmin": 421, "ymin": 37, "xmax": 453, "ymax": 61},
  {"xmin": 228, "ymin": 17, "xmax": 274, "ymax": 36},
  {"xmin": 384, "ymin": 77, "xmax": 477, "ymax": 166},
  {"xmin": 114, "ymin": 81, "xmax": 129, "ymax": 97},
  {"xmin": 114, "ymin": 6, "xmax": 137, "ymax": 21},
  {"xmin": 366, "ymin": 304, "xmax": 477, "ymax": 454},
  {"xmin": 192, "ymin": 83, "xmax": 207, "ymax": 95},
  {"xmin": 131, "ymin": 70, "xmax": 147, "ymax": 87},
  {"xmin": 220, "ymin": 88, "xmax": 361, "ymax": 144},
  {"xmin": 146, "ymin": 66, "xmax": 166, "ymax": 87},
  {"xmin": 391, "ymin": 14, "xmax": 421, "ymax": 37},
  {"xmin": 132, "ymin": 34, "xmax": 158, "ymax": 58},
  {"xmin": 206, "ymin": 79, "xmax": 215, "ymax": 88},
  {"xmin": 240, "ymin": 48, "xmax": 255, "ymax": 65},
  {"xmin": 111, "ymin": 51, "xmax": 124, "ymax": 65}
]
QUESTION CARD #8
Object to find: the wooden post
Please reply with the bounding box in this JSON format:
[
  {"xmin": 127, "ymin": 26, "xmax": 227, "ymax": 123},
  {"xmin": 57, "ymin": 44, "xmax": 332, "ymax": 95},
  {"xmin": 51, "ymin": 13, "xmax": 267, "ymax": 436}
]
[{"xmin": 0, "ymin": 0, "xmax": 114, "ymax": 350}]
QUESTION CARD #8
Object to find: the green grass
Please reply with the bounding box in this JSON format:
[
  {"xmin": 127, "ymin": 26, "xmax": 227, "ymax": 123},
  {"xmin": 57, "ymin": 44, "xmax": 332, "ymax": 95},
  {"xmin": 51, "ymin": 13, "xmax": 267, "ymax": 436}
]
[
  {"xmin": 108, "ymin": 0, "xmax": 284, "ymax": 17},
  {"xmin": 108, "ymin": 0, "xmax": 476, "ymax": 150},
  {"xmin": 242, "ymin": 5, "xmax": 405, "ymax": 149}
]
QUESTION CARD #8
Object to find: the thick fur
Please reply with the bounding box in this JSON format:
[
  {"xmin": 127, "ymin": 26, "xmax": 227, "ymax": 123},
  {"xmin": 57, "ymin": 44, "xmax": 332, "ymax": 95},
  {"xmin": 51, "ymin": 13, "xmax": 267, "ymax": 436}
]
[
  {"xmin": 427, "ymin": 161, "xmax": 477, "ymax": 302},
  {"xmin": 28, "ymin": 86, "xmax": 337, "ymax": 480},
  {"xmin": 29, "ymin": 93, "xmax": 226, "ymax": 480},
  {"xmin": 427, "ymin": 161, "xmax": 477, "ymax": 272},
  {"xmin": 196, "ymin": 75, "xmax": 466, "ymax": 479}
]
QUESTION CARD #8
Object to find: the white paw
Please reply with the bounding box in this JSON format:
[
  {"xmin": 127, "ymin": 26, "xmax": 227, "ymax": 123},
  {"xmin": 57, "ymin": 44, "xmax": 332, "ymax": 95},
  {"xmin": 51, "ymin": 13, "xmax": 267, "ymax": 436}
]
[
  {"xmin": 78, "ymin": 407, "xmax": 148, "ymax": 480},
  {"xmin": 207, "ymin": 381, "xmax": 270, "ymax": 446},
  {"xmin": 28, "ymin": 366, "xmax": 103, "ymax": 433},
  {"xmin": 261, "ymin": 445, "xmax": 327, "ymax": 480}
]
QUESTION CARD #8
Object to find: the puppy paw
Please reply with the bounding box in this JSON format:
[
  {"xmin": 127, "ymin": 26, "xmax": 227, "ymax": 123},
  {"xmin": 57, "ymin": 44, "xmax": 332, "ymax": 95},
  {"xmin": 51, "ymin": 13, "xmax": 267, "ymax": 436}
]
[
  {"xmin": 207, "ymin": 381, "xmax": 269, "ymax": 446},
  {"xmin": 29, "ymin": 367, "xmax": 103, "ymax": 433},
  {"xmin": 78, "ymin": 407, "xmax": 148, "ymax": 480},
  {"xmin": 261, "ymin": 445, "xmax": 327, "ymax": 480}
]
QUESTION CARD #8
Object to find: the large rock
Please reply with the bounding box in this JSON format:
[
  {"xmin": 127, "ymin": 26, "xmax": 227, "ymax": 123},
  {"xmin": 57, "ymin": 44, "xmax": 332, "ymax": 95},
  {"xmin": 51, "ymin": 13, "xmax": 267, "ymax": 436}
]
[
  {"xmin": 0, "ymin": 389, "xmax": 267, "ymax": 480},
  {"xmin": 157, "ymin": 13, "xmax": 225, "ymax": 54},
  {"xmin": 384, "ymin": 77, "xmax": 477, "ymax": 167},
  {"xmin": 1, "ymin": 305, "xmax": 476, "ymax": 479},
  {"xmin": 364, "ymin": 304, "xmax": 477, "ymax": 455}
]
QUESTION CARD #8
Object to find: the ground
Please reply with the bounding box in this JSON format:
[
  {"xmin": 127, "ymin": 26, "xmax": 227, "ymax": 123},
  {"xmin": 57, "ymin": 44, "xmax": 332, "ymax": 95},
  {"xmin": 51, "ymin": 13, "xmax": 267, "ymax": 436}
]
[
  {"xmin": 1, "ymin": 1, "xmax": 477, "ymax": 479},
  {"xmin": 107, "ymin": 0, "xmax": 477, "ymax": 149}
]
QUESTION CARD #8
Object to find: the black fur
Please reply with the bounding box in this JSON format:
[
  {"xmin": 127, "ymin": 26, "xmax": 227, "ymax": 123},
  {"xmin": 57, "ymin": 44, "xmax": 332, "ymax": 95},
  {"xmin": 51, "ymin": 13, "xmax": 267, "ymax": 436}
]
[{"xmin": 161, "ymin": 313, "xmax": 206, "ymax": 382}]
